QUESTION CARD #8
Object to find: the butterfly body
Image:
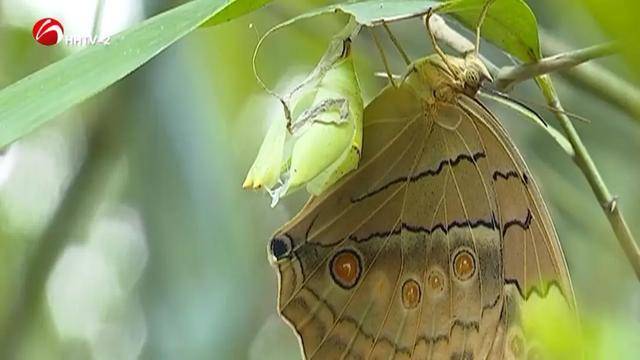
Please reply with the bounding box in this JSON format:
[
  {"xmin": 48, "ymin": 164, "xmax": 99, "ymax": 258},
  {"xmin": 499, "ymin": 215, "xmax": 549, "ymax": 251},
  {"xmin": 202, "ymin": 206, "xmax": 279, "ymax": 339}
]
[{"xmin": 268, "ymin": 52, "xmax": 575, "ymax": 359}]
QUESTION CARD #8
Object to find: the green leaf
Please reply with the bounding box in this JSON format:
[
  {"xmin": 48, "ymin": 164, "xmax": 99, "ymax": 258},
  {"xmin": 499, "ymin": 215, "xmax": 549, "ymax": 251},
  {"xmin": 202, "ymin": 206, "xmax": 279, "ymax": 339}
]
[
  {"xmin": 0, "ymin": 0, "xmax": 271, "ymax": 149},
  {"xmin": 261, "ymin": 0, "xmax": 440, "ymax": 31},
  {"xmin": 256, "ymin": 0, "xmax": 539, "ymax": 62},
  {"xmin": 440, "ymin": 0, "xmax": 541, "ymax": 61},
  {"xmin": 336, "ymin": 0, "xmax": 440, "ymax": 25}
]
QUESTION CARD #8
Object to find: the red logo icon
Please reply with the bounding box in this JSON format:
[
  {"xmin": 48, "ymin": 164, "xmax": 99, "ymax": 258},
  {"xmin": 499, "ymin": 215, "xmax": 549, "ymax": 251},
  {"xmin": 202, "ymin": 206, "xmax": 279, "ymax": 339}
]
[{"xmin": 32, "ymin": 18, "xmax": 64, "ymax": 46}]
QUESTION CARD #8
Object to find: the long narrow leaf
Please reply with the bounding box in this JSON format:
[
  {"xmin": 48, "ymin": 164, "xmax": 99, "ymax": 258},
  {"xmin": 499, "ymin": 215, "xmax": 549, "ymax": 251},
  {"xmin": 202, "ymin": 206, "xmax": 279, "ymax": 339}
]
[{"xmin": 0, "ymin": 0, "xmax": 271, "ymax": 148}]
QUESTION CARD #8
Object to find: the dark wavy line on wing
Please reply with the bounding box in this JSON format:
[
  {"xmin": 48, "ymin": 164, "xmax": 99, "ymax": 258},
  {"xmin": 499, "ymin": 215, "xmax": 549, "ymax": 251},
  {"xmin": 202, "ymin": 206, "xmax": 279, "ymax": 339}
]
[
  {"xmin": 481, "ymin": 293, "xmax": 502, "ymax": 317},
  {"xmin": 309, "ymin": 209, "xmax": 534, "ymax": 249},
  {"xmin": 414, "ymin": 319, "xmax": 479, "ymax": 346},
  {"xmin": 350, "ymin": 152, "xmax": 487, "ymax": 203},
  {"xmin": 492, "ymin": 170, "xmax": 529, "ymax": 185},
  {"xmin": 347, "ymin": 217, "xmax": 498, "ymax": 244},
  {"xmin": 294, "ymin": 307, "xmax": 417, "ymax": 358},
  {"xmin": 305, "ymin": 213, "xmax": 321, "ymax": 241},
  {"xmin": 504, "ymin": 278, "xmax": 565, "ymax": 302},
  {"xmin": 501, "ymin": 209, "xmax": 532, "ymax": 237}
]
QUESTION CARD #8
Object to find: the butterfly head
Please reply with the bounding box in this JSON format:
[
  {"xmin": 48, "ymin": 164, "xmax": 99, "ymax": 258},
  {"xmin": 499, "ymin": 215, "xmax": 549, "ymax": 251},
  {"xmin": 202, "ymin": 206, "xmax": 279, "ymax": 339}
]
[
  {"xmin": 418, "ymin": 53, "xmax": 493, "ymax": 99},
  {"xmin": 460, "ymin": 52, "xmax": 493, "ymax": 96}
]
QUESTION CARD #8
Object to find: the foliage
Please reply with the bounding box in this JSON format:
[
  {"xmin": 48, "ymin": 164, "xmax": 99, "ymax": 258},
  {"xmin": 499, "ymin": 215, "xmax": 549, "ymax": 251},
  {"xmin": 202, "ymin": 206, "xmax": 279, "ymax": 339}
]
[
  {"xmin": 440, "ymin": 0, "xmax": 541, "ymax": 61},
  {"xmin": 0, "ymin": 0, "xmax": 543, "ymax": 150},
  {"xmin": 0, "ymin": 0, "xmax": 271, "ymax": 149}
]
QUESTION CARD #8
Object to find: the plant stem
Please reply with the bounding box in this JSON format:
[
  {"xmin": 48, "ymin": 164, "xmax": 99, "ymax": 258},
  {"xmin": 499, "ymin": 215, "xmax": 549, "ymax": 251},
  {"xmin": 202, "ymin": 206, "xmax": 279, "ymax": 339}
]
[
  {"xmin": 496, "ymin": 42, "xmax": 617, "ymax": 90},
  {"xmin": 540, "ymin": 29, "xmax": 640, "ymax": 124},
  {"xmin": 537, "ymin": 75, "xmax": 640, "ymax": 280}
]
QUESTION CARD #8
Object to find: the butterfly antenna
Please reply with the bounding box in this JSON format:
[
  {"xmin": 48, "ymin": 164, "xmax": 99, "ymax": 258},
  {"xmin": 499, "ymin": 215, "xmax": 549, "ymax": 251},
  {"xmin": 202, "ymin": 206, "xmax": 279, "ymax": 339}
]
[
  {"xmin": 370, "ymin": 27, "xmax": 399, "ymax": 88},
  {"xmin": 381, "ymin": 21, "xmax": 411, "ymax": 65},
  {"xmin": 475, "ymin": 0, "xmax": 495, "ymax": 56},
  {"xmin": 483, "ymin": 87, "xmax": 592, "ymax": 123}
]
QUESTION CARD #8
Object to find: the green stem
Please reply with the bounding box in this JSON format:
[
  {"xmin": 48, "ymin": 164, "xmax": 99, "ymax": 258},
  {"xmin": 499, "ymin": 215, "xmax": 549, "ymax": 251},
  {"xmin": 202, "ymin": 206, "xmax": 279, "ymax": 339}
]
[
  {"xmin": 496, "ymin": 42, "xmax": 617, "ymax": 90},
  {"xmin": 537, "ymin": 75, "xmax": 640, "ymax": 280},
  {"xmin": 540, "ymin": 29, "xmax": 640, "ymax": 125}
]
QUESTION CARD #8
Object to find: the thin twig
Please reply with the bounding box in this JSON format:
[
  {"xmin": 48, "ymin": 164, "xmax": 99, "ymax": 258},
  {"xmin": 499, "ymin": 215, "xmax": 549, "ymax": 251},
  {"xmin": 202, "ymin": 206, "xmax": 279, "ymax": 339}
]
[
  {"xmin": 540, "ymin": 29, "xmax": 640, "ymax": 124},
  {"xmin": 430, "ymin": 14, "xmax": 640, "ymax": 280},
  {"xmin": 496, "ymin": 42, "xmax": 617, "ymax": 90},
  {"xmin": 537, "ymin": 75, "xmax": 640, "ymax": 279}
]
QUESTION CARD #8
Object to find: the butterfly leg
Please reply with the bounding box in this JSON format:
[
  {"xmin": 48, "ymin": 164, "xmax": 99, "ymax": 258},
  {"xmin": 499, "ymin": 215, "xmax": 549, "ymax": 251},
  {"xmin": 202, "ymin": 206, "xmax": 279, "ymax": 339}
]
[
  {"xmin": 369, "ymin": 27, "xmax": 400, "ymax": 89},
  {"xmin": 423, "ymin": 9, "xmax": 458, "ymax": 78},
  {"xmin": 381, "ymin": 21, "xmax": 411, "ymax": 66},
  {"xmin": 473, "ymin": 0, "xmax": 495, "ymax": 56}
]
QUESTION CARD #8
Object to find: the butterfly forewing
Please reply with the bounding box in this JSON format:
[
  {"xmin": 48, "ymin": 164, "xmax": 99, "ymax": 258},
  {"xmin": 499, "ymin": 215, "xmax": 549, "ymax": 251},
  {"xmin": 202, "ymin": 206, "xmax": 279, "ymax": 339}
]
[{"xmin": 269, "ymin": 55, "xmax": 574, "ymax": 360}]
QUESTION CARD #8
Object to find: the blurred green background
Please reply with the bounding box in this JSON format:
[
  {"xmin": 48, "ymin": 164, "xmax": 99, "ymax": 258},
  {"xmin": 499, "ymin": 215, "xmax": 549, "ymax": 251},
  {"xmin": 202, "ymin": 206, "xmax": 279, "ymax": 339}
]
[{"xmin": 0, "ymin": 0, "xmax": 638, "ymax": 359}]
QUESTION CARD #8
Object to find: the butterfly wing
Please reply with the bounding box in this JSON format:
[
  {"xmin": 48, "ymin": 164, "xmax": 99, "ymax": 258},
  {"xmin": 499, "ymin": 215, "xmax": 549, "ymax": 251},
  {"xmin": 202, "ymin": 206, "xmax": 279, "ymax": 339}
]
[
  {"xmin": 456, "ymin": 95, "xmax": 574, "ymax": 304},
  {"xmin": 268, "ymin": 66, "xmax": 574, "ymax": 360}
]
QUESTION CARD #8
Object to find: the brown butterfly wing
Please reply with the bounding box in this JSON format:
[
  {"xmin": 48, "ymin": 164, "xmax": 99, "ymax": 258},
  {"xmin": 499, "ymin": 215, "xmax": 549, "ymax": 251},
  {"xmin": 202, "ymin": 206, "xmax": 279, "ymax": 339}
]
[
  {"xmin": 268, "ymin": 66, "xmax": 573, "ymax": 360},
  {"xmin": 456, "ymin": 95, "xmax": 574, "ymax": 303}
]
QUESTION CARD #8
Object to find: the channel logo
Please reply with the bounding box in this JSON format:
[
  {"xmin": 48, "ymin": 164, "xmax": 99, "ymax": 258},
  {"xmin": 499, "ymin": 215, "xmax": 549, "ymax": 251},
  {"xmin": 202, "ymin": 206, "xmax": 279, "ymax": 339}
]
[
  {"xmin": 32, "ymin": 18, "xmax": 111, "ymax": 47},
  {"xmin": 32, "ymin": 18, "xmax": 64, "ymax": 46}
]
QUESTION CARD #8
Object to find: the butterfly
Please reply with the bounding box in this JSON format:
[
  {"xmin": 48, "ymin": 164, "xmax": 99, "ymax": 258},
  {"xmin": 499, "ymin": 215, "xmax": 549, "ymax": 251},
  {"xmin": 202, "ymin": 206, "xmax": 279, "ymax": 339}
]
[{"xmin": 265, "ymin": 6, "xmax": 576, "ymax": 360}]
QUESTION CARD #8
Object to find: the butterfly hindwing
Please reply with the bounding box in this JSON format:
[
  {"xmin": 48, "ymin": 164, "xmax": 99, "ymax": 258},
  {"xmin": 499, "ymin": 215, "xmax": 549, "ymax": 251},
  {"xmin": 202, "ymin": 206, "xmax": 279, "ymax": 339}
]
[{"xmin": 457, "ymin": 95, "xmax": 574, "ymax": 303}]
